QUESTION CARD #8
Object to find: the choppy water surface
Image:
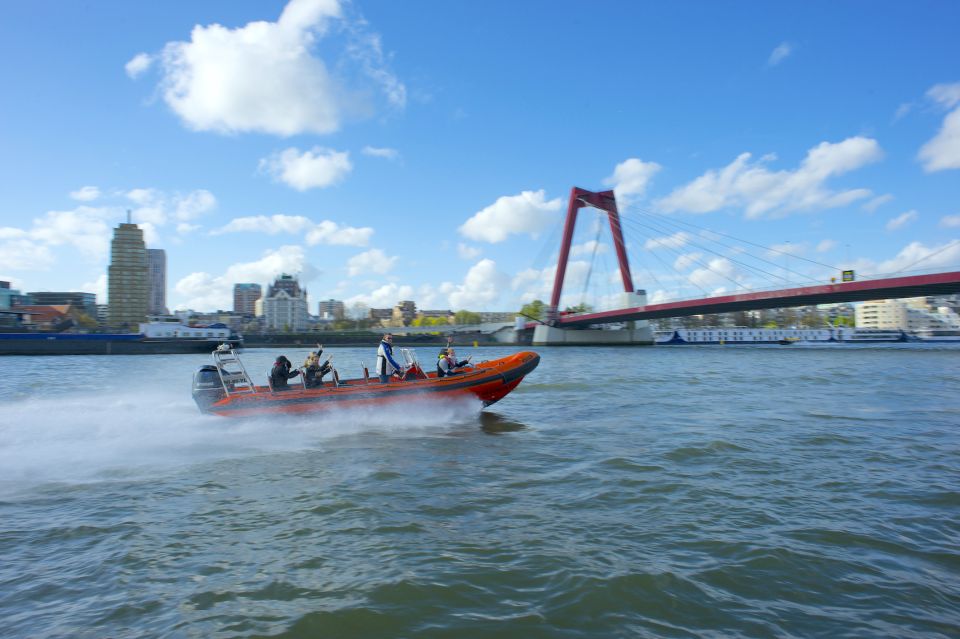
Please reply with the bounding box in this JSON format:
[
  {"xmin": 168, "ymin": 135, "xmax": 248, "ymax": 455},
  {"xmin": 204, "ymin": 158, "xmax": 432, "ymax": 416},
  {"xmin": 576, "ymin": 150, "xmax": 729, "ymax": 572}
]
[{"xmin": 1, "ymin": 344, "xmax": 958, "ymax": 638}]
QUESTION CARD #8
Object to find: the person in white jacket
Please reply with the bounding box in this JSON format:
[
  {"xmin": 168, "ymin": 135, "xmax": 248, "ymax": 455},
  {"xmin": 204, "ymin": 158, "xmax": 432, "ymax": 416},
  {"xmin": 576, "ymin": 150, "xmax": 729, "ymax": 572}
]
[{"xmin": 376, "ymin": 334, "xmax": 404, "ymax": 383}]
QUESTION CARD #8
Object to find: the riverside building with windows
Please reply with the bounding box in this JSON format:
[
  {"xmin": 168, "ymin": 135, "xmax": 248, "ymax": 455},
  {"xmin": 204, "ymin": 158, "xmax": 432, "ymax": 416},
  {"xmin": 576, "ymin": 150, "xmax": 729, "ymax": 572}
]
[
  {"xmin": 107, "ymin": 222, "xmax": 148, "ymax": 329},
  {"xmin": 234, "ymin": 283, "xmax": 262, "ymax": 317},
  {"xmin": 262, "ymin": 274, "xmax": 309, "ymax": 331},
  {"xmin": 147, "ymin": 249, "xmax": 168, "ymax": 316}
]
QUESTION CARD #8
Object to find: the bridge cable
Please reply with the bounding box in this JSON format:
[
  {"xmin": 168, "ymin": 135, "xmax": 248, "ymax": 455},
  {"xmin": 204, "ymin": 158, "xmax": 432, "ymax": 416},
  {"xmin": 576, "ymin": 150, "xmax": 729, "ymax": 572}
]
[
  {"xmin": 619, "ymin": 213, "xmax": 788, "ymax": 286},
  {"xmin": 889, "ymin": 239, "xmax": 960, "ymax": 275},
  {"xmin": 627, "ymin": 205, "xmax": 843, "ymax": 272},
  {"xmin": 617, "ymin": 213, "xmax": 787, "ymax": 290},
  {"xmin": 579, "ymin": 212, "xmax": 605, "ymax": 308},
  {"xmin": 619, "ymin": 210, "xmax": 817, "ymax": 286}
]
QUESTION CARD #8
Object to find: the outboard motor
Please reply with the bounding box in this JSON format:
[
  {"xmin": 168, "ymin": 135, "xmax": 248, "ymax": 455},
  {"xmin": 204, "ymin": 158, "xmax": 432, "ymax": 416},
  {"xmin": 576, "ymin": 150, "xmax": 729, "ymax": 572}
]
[{"xmin": 192, "ymin": 365, "xmax": 226, "ymax": 413}]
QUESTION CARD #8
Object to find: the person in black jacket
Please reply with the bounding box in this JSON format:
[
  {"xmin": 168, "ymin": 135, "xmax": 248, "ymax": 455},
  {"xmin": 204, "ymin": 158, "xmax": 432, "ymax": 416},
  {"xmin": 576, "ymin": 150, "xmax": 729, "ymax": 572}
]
[
  {"xmin": 270, "ymin": 355, "xmax": 300, "ymax": 390},
  {"xmin": 437, "ymin": 348, "xmax": 472, "ymax": 377},
  {"xmin": 303, "ymin": 349, "xmax": 331, "ymax": 388}
]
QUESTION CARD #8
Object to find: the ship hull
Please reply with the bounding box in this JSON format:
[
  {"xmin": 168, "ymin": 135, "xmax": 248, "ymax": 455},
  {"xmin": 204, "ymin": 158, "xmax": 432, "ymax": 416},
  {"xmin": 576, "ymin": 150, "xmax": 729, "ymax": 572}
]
[{"xmin": 0, "ymin": 334, "xmax": 242, "ymax": 356}]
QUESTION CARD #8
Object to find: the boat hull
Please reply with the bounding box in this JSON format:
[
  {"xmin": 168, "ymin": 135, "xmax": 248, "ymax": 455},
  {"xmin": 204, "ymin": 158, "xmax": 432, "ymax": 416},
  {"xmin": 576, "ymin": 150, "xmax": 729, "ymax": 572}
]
[{"xmin": 194, "ymin": 351, "xmax": 540, "ymax": 417}]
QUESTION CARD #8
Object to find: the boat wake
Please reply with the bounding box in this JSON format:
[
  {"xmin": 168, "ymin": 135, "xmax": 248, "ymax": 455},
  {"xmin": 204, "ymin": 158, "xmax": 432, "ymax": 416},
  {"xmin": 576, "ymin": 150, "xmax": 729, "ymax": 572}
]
[{"xmin": 0, "ymin": 385, "xmax": 483, "ymax": 494}]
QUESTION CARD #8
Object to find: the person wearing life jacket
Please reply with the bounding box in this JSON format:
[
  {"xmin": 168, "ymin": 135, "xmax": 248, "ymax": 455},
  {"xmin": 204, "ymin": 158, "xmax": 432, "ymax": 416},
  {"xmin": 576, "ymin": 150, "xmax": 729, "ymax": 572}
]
[
  {"xmin": 303, "ymin": 349, "xmax": 331, "ymax": 388},
  {"xmin": 437, "ymin": 348, "xmax": 471, "ymax": 377},
  {"xmin": 376, "ymin": 334, "xmax": 404, "ymax": 383},
  {"xmin": 270, "ymin": 355, "xmax": 300, "ymax": 390}
]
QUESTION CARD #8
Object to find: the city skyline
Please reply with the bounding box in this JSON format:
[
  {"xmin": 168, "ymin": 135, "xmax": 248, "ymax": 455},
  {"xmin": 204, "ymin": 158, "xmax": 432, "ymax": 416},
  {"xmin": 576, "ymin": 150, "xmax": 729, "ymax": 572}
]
[{"xmin": 1, "ymin": 1, "xmax": 959, "ymax": 313}]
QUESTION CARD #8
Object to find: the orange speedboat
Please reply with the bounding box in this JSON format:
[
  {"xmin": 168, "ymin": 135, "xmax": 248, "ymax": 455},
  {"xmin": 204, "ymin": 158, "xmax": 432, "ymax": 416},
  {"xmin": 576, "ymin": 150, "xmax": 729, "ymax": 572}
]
[{"xmin": 191, "ymin": 347, "xmax": 540, "ymax": 418}]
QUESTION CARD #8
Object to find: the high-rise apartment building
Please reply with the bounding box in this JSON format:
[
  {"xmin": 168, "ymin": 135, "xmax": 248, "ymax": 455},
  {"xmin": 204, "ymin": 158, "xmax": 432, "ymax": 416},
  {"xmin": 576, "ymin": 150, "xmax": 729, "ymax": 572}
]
[
  {"xmin": 107, "ymin": 223, "xmax": 148, "ymax": 328},
  {"xmin": 317, "ymin": 298, "xmax": 345, "ymax": 320},
  {"xmin": 263, "ymin": 274, "xmax": 309, "ymax": 331},
  {"xmin": 233, "ymin": 283, "xmax": 262, "ymax": 316},
  {"xmin": 147, "ymin": 248, "xmax": 168, "ymax": 315}
]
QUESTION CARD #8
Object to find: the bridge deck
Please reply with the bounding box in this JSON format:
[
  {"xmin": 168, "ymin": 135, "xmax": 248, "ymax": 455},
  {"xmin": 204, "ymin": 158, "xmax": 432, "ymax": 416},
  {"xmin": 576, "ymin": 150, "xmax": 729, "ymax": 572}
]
[{"xmin": 554, "ymin": 271, "xmax": 960, "ymax": 327}]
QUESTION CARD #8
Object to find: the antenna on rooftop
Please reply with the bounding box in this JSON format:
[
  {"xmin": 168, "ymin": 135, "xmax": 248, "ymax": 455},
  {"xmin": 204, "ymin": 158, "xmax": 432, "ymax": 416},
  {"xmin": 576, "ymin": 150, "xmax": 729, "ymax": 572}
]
[{"xmin": 126, "ymin": 209, "xmax": 131, "ymax": 224}]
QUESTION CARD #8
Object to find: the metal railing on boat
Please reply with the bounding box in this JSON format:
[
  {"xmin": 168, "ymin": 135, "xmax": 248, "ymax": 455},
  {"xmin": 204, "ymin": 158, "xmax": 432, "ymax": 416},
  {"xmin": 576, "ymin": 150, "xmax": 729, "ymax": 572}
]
[{"xmin": 212, "ymin": 346, "xmax": 257, "ymax": 396}]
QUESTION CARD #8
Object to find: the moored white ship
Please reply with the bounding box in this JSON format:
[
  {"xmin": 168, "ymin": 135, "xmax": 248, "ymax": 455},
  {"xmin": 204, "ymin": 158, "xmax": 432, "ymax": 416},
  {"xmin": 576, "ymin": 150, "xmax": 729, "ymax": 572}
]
[
  {"xmin": 910, "ymin": 328, "xmax": 960, "ymax": 342},
  {"xmin": 655, "ymin": 327, "xmax": 909, "ymax": 345}
]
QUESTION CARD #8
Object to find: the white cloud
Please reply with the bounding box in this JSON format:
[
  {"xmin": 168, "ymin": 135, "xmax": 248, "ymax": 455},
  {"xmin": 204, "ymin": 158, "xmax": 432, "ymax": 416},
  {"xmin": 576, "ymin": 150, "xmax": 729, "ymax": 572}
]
[
  {"xmin": 768, "ymin": 241, "xmax": 805, "ymax": 257},
  {"xmin": 174, "ymin": 189, "xmax": 216, "ymax": 220},
  {"xmin": 603, "ymin": 158, "xmax": 662, "ymax": 206},
  {"xmin": 918, "ymin": 83, "xmax": 960, "ymax": 172},
  {"xmin": 70, "ymin": 186, "xmax": 101, "ymax": 202},
  {"xmin": 767, "ymin": 42, "xmax": 793, "ymax": 67},
  {"xmin": 875, "ymin": 240, "xmax": 960, "ymax": 275},
  {"xmin": 457, "ymin": 243, "xmax": 482, "ymax": 260},
  {"xmin": 940, "ymin": 214, "xmax": 960, "ymax": 228},
  {"xmin": 674, "ymin": 252, "xmax": 702, "ymax": 271},
  {"xmin": 511, "ymin": 260, "xmax": 592, "ymax": 309},
  {"xmin": 657, "ymin": 137, "xmax": 882, "ymax": 218},
  {"xmin": 212, "ymin": 215, "xmax": 372, "ymax": 246},
  {"xmin": 27, "ymin": 207, "xmax": 112, "ymax": 258},
  {"xmin": 259, "ymin": 147, "xmax": 352, "ymax": 190},
  {"xmin": 81, "ymin": 274, "xmax": 107, "ymax": 304},
  {"xmin": 816, "ymin": 239, "xmax": 837, "ymax": 253},
  {"xmin": 125, "ymin": 53, "xmax": 153, "ymax": 78},
  {"xmin": 344, "ymin": 282, "xmax": 414, "ymax": 308},
  {"xmin": 459, "ymin": 190, "xmax": 562, "ymax": 243},
  {"xmin": 126, "ymin": 188, "xmax": 157, "ymax": 206},
  {"xmin": 886, "ymin": 209, "xmax": 918, "ymax": 231},
  {"xmin": 362, "ymin": 146, "xmax": 399, "ymax": 160},
  {"xmin": 0, "ymin": 238, "xmax": 56, "ymax": 272},
  {"xmin": 305, "ymin": 220, "xmax": 373, "ymax": 246},
  {"xmin": 570, "ymin": 240, "xmax": 608, "ymax": 257},
  {"xmin": 347, "ymin": 248, "xmax": 397, "ymax": 276},
  {"xmin": 446, "ymin": 259, "xmax": 511, "ymax": 309},
  {"xmin": 644, "ymin": 231, "xmax": 690, "ymax": 250},
  {"xmin": 0, "ymin": 205, "xmax": 113, "ymax": 272},
  {"xmin": 0, "ymin": 228, "xmax": 26, "ymax": 240},
  {"xmin": 862, "ymin": 193, "xmax": 893, "ymax": 212},
  {"xmin": 174, "ymin": 245, "xmax": 315, "ymax": 310},
  {"xmin": 124, "ymin": 188, "xmax": 217, "ymax": 226},
  {"xmin": 893, "ymin": 103, "xmax": 912, "ymax": 121},
  {"xmin": 146, "ymin": 0, "xmax": 403, "ymax": 136},
  {"xmin": 927, "ymin": 83, "xmax": 960, "ymax": 109},
  {"xmin": 688, "ymin": 257, "xmax": 744, "ymax": 291},
  {"xmin": 511, "ymin": 266, "xmax": 552, "ymax": 298},
  {"xmin": 215, "ymin": 214, "xmax": 313, "ymax": 235}
]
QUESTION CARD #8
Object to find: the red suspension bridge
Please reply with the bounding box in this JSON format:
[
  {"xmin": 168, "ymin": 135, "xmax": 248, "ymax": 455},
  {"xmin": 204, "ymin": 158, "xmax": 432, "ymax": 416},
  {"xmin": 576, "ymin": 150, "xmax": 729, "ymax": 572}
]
[{"xmin": 536, "ymin": 187, "xmax": 960, "ymax": 331}]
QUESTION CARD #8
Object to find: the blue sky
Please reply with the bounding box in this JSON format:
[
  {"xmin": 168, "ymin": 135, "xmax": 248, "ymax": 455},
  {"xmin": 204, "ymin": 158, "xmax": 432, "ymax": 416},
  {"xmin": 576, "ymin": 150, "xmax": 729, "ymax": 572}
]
[{"xmin": 1, "ymin": 0, "xmax": 958, "ymax": 313}]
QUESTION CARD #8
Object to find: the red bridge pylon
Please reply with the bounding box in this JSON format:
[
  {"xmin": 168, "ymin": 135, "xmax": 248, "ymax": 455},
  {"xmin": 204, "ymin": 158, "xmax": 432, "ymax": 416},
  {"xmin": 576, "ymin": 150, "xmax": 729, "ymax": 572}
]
[{"xmin": 547, "ymin": 187, "xmax": 635, "ymax": 324}]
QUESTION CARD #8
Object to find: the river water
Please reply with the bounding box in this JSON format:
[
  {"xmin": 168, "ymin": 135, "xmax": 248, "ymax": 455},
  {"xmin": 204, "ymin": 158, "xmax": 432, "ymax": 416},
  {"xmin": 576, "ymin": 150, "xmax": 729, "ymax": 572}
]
[{"xmin": 1, "ymin": 344, "xmax": 958, "ymax": 638}]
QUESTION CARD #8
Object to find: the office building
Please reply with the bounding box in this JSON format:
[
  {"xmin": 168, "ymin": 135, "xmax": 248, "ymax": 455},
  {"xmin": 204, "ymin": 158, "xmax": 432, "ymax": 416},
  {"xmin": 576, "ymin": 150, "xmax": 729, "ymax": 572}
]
[
  {"xmin": 147, "ymin": 249, "xmax": 168, "ymax": 315},
  {"xmin": 0, "ymin": 281, "xmax": 29, "ymax": 310},
  {"xmin": 317, "ymin": 298, "xmax": 345, "ymax": 320},
  {"xmin": 234, "ymin": 283, "xmax": 262, "ymax": 316},
  {"xmin": 107, "ymin": 222, "xmax": 149, "ymax": 328}
]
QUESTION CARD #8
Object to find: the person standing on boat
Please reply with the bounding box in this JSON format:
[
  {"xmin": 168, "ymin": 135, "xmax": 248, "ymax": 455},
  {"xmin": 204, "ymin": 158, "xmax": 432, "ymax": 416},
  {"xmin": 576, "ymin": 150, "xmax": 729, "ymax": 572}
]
[
  {"xmin": 376, "ymin": 334, "xmax": 404, "ymax": 383},
  {"xmin": 270, "ymin": 355, "xmax": 300, "ymax": 390}
]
